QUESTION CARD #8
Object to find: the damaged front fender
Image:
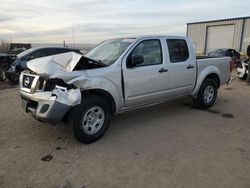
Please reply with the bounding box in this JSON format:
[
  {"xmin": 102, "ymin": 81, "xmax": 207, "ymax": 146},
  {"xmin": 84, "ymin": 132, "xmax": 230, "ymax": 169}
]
[{"xmin": 52, "ymin": 86, "xmax": 81, "ymax": 106}]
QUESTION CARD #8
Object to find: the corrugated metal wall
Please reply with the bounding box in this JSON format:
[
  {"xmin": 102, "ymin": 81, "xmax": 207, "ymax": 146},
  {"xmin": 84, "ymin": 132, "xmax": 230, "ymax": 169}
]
[
  {"xmin": 187, "ymin": 17, "xmax": 250, "ymax": 55},
  {"xmin": 242, "ymin": 18, "xmax": 250, "ymax": 53}
]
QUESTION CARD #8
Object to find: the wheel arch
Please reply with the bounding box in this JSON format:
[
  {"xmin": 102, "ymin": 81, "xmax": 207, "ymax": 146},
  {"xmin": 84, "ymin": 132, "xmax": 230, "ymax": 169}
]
[
  {"xmin": 68, "ymin": 76, "xmax": 124, "ymax": 114},
  {"xmin": 81, "ymin": 89, "xmax": 116, "ymax": 115},
  {"xmin": 205, "ymin": 73, "xmax": 220, "ymax": 88},
  {"xmin": 191, "ymin": 66, "xmax": 221, "ymax": 97}
]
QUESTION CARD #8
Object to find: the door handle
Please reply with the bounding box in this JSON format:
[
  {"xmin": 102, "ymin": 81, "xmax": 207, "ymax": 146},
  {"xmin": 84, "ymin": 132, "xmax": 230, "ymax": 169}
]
[
  {"xmin": 159, "ymin": 68, "xmax": 168, "ymax": 73},
  {"xmin": 187, "ymin": 65, "xmax": 194, "ymax": 69}
]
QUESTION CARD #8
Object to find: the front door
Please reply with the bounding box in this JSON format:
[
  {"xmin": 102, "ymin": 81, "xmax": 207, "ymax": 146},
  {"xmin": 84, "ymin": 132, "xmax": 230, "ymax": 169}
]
[{"xmin": 122, "ymin": 39, "xmax": 169, "ymax": 107}]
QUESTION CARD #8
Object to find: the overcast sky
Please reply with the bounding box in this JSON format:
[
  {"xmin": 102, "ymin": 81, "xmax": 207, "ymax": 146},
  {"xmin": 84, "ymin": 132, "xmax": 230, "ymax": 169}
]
[{"xmin": 0, "ymin": 0, "xmax": 249, "ymax": 44}]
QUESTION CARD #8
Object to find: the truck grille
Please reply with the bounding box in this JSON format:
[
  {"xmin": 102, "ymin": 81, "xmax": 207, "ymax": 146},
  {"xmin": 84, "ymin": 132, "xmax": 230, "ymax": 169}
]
[
  {"xmin": 21, "ymin": 72, "xmax": 73, "ymax": 93},
  {"xmin": 22, "ymin": 74, "xmax": 35, "ymax": 89}
]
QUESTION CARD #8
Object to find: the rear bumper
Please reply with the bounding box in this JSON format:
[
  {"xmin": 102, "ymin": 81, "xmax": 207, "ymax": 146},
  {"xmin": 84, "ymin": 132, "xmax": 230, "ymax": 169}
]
[{"xmin": 21, "ymin": 91, "xmax": 71, "ymax": 124}]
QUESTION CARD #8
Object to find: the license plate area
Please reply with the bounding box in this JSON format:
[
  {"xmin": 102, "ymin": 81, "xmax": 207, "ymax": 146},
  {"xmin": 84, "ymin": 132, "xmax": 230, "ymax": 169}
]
[
  {"xmin": 21, "ymin": 99, "xmax": 30, "ymax": 112},
  {"xmin": 21, "ymin": 98, "xmax": 38, "ymax": 114}
]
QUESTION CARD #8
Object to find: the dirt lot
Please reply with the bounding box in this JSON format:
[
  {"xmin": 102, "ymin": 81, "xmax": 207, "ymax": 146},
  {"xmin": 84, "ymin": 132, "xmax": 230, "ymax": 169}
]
[
  {"xmin": 0, "ymin": 81, "xmax": 16, "ymax": 90},
  {"xmin": 0, "ymin": 76, "xmax": 250, "ymax": 188}
]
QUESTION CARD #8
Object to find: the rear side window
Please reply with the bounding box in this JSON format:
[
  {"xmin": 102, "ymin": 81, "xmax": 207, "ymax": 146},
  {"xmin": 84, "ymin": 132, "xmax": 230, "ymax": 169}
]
[{"xmin": 167, "ymin": 39, "xmax": 189, "ymax": 63}]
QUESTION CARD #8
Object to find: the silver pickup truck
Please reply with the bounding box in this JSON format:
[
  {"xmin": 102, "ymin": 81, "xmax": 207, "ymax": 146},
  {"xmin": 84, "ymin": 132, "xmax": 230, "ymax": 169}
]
[{"xmin": 20, "ymin": 36, "xmax": 231, "ymax": 143}]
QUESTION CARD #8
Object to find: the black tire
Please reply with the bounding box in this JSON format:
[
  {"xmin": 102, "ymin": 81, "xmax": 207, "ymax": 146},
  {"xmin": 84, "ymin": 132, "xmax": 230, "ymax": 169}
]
[
  {"xmin": 193, "ymin": 78, "xmax": 218, "ymax": 109},
  {"xmin": 243, "ymin": 74, "xmax": 248, "ymax": 80},
  {"xmin": 70, "ymin": 94, "xmax": 111, "ymax": 144}
]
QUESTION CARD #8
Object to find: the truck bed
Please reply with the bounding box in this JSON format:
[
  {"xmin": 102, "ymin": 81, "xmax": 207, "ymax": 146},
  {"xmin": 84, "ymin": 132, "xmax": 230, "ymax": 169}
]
[
  {"xmin": 196, "ymin": 56, "xmax": 222, "ymax": 60},
  {"xmin": 196, "ymin": 56, "xmax": 231, "ymax": 87}
]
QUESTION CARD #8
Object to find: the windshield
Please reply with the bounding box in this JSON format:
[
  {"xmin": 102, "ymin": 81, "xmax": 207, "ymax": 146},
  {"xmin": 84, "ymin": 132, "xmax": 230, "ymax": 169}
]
[
  {"xmin": 86, "ymin": 38, "xmax": 135, "ymax": 66},
  {"xmin": 16, "ymin": 48, "xmax": 35, "ymax": 58}
]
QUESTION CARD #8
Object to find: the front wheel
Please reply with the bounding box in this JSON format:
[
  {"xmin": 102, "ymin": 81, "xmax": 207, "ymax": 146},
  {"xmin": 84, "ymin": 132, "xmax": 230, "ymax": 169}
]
[
  {"xmin": 193, "ymin": 78, "xmax": 218, "ymax": 109},
  {"xmin": 71, "ymin": 95, "xmax": 111, "ymax": 144}
]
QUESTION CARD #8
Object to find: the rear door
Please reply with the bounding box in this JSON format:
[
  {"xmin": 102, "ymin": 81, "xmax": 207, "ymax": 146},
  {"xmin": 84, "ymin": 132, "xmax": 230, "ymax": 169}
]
[
  {"xmin": 166, "ymin": 38, "xmax": 196, "ymax": 97},
  {"xmin": 122, "ymin": 38, "xmax": 169, "ymax": 107}
]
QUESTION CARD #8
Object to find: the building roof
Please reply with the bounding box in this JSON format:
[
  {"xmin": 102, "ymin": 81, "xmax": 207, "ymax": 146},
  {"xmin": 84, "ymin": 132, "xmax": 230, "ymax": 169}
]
[{"xmin": 187, "ymin": 16, "xmax": 250, "ymax": 25}]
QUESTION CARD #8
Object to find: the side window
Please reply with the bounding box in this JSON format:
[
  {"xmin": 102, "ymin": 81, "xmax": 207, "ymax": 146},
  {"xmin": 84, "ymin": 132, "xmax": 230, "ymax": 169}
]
[
  {"xmin": 24, "ymin": 50, "xmax": 44, "ymax": 60},
  {"xmin": 46, "ymin": 48, "xmax": 70, "ymax": 56},
  {"xmin": 167, "ymin": 39, "xmax": 189, "ymax": 63},
  {"xmin": 54, "ymin": 48, "xmax": 68, "ymax": 54},
  {"xmin": 24, "ymin": 48, "xmax": 56, "ymax": 60},
  {"xmin": 127, "ymin": 39, "xmax": 162, "ymax": 67},
  {"xmin": 31, "ymin": 49, "xmax": 52, "ymax": 58}
]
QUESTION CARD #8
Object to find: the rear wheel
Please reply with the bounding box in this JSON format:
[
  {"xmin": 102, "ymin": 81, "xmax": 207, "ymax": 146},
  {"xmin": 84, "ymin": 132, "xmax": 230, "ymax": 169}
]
[
  {"xmin": 70, "ymin": 95, "xmax": 111, "ymax": 144},
  {"xmin": 193, "ymin": 78, "xmax": 218, "ymax": 109}
]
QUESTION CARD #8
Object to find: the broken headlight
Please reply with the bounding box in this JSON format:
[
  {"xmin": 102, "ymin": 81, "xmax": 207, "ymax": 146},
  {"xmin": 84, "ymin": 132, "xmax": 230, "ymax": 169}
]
[{"xmin": 44, "ymin": 78, "xmax": 76, "ymax": 91}]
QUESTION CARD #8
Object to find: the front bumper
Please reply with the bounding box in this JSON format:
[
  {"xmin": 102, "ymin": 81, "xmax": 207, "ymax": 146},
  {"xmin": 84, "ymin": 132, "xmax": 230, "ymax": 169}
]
[
  {"xmin": 21, "ymin": 91, "xmax": 71, "ymax": 124},
  {"xmin": 20, "ymin": 72, "xmax": 81, "ymax": 124}
]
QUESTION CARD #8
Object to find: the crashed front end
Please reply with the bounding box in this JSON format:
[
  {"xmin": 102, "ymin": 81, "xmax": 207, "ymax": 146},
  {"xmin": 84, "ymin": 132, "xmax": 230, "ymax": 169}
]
[
  {"xmin": 19, "ymin": 52, "xmax": 108, "ymax": 124},
  {"xmin": 20, "ymin": 71, "xmax": 81, "ymax": 124}
]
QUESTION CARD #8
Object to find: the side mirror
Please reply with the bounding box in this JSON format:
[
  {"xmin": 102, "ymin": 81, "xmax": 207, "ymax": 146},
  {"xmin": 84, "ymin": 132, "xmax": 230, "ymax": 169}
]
[{"xmin": 127, "ymin": 55, "xmax": 144, "ymax": 68}]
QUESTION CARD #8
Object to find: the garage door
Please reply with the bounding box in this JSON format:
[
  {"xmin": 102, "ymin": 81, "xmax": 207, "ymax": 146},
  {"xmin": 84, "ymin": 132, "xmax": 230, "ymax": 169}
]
[{"xmin": 206, "ymin": 25, "xmax": 235, "ymax": 54}]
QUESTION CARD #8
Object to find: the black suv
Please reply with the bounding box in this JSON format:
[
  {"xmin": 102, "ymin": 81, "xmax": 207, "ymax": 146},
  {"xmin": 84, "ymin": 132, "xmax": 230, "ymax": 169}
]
[
  {"xmin": 208, "ymin": 48, "xmax": 241, "ymax": 66},
  {"xmin": 0, "ymin": 53, "xmax": 16, "ymax": 81},
  {"xmin": 7, "ymin": 47, "xmax": 82, "ymax": 84}
]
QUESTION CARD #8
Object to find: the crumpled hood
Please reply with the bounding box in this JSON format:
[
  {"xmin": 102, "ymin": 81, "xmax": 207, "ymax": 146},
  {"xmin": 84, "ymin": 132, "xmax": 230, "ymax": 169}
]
[{"xmin": 27, "ymin": 52, "xmax": 83, "ymax": 75}]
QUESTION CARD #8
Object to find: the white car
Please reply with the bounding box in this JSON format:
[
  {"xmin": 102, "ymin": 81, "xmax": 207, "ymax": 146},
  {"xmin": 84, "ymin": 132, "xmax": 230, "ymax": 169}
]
[{"xmin": 237, "ymin": 59, "xmax": 249, "ymax": 79}]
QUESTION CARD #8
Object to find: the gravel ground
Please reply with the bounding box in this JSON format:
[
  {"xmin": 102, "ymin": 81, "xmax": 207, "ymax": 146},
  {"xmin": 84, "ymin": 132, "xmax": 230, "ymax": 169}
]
[
  {"xmin": 0, "ymin": 76, "xmax": 250, "ymax": 188},
  {"xmin": 0, "ymin": 81, "xmax": 16, "ymax": 90}
]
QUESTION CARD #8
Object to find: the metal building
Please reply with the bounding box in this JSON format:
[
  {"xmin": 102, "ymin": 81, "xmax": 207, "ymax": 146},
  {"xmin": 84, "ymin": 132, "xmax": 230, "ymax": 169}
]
[{"xmin": 187, "ymin": 16, "xmax": 250, "ymax": 55}]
